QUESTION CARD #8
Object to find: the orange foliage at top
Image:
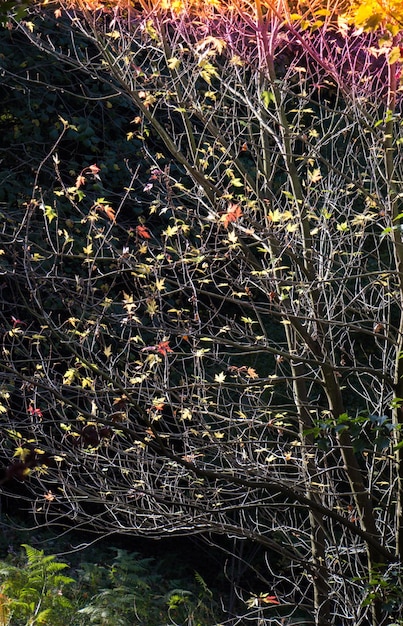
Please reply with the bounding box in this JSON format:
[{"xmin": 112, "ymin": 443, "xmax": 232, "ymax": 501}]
[
  {"xmin": 48, "ymin": 0, "xmax": 352, "ymax": 18},
  {"xmin": 47, "ymin": 0, "xmax": 402, "ymax": 47}
]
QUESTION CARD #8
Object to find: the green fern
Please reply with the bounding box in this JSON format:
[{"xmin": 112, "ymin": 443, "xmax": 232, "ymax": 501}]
[
  {"xmin": 0, "ymin": 545, "xmax": 76, "ymax": 626},
  {"xmin": 0, "ymin": 544, "xmax": 222, "ymax": 626},
  {"xmin": 194, "ymin": 572, "xmax": 212, "ymax": 598}
]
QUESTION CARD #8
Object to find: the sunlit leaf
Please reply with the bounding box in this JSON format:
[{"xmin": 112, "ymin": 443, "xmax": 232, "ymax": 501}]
[
  {"xmin": 214, "ymin": 371, "xmax": 226, "ymax": 383},
  {"xmin": 167, "ymin": 57, "xmax": 181, "ymax": 70}
]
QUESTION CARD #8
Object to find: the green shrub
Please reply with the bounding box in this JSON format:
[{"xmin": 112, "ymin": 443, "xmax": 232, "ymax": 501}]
[
  {"xmin": 0, "ymin": 545, "xmax": 221, "ymax": 626},
  {"xmin": 0, "ymin": 544, "xmax": 75, "ymax": 626}
]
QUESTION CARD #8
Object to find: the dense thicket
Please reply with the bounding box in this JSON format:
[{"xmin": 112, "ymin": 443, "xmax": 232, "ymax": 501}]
[{"xmin": 0, "ymin": 2, "xmax": 403, "ymax": 624}]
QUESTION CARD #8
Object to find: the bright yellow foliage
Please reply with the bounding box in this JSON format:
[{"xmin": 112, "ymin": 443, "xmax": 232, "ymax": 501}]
[{"xmin": 342, "ymin": 0, "xmax": 403, "ymax": 32}]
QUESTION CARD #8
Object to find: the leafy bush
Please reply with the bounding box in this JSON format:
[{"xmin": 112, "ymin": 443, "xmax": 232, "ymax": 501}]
[{"xmin": 0, "ymin": 545, "xmax": 221, "ymax": 626}]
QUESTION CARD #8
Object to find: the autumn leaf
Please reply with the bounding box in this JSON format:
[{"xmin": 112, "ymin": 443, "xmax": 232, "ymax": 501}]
[
  {"xmin": 247, "ymin": 367, "xmax": 259, "ymax": 379},
  {"xmin": 152, "ymin": 398, "xmax": 166, "ymax": 411},
  {"xmin": 13, "ymin": 446, "xmax": 32, "ymax": 462},
  {"xmin": 246, "ymin": 593, "xmax": 280, "ymax": 608},
  {"xmin": 11, "ymin": 316, "xmax": 26, "ymax": 327},
  {"xmin": 104, "ymin": 344, "xmax": 112, "ymax": 358},
  {"xmin": 27, "ymin": 405, "xmax": 43, "ymax": 417},
  {"xmin": 180, "ymin": 408, "xmax": 192, "ymax": 421},
  {"xmin": 146, "ymin": 298, "xmax": 158, "ymax": 317},
  {"xmin": 113, "ymin": 395, "xmax": 128, "ymax": 410},
  {"xmin": 260, "ymin": 594, "xmax": 280, "ymax": 605},
  {"xmin": 95, "ymin": 203, "xmax": 115, "ymax": 221},
  {"xmin": 221, "ymin": 204, "xmax": 243, "ymax": 228},
  {"xmin": 308, "ymin": 168, "xmax": 322, "ymax": 183},
  {"xmin": 63, "ymin": 368, "xmax": 76, "ymax": 385},
  {"xmin": 88, "ymin": 163, "xmax": 101, "ymax": 176},
  {"xmin": 136, "ymin": 224, "xmax": 152, "ymax": 239},
  {"xmin": 196, "ymin": 36, "xmax": 227, "ymax": 55},
  {"xmin": 156, "ymin": 340, "xmax": 173, "ymax": 356},
  {"xmin": 122, "ymin": 291, "xmax": 137, "ymax": 315},
  {"xmin": 75, "ymin": 174, "xmax": 86, "ymax": 189},
  {"xmin": 44, "ymin": 205, "xmax": 57, "ymax": 224},
  {"xmin": 214, "ymin": 431, "xmax": 225, "ymax": 439},
  {"xmin": 154, "ymin": 277, "xmax": 166, "ymax": 292},
  {"xmin": 167, "ymin": 57, "xmax": 181, "ymax": 70}
]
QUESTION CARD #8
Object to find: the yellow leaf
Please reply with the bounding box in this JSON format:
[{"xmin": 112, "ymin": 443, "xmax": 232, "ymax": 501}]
[
  {"xmin": 13, "ymin": 447, "xmax": 31, "ymax": 462},
  {"xmin": 389, "ymin": 46, "xmax": 402, "ymax": 65},
  {"xmin": 63, "ymin": 368, "xmax": 76, "ymax": 385},
  {"xmin": 44, "ymin": 205, "xmax": 57, "ymax": 223},
  {"xmin": 241, "ymin": 316, "xmax": 256, "ymax": 325},
  {"xmin": 180, "ymin": 408, "xmax": 193, "ymax": 421},
  {"xmin": 196, "ymin": 36, "xmax": 226, "ymax": 55},
  {"xmin": 167, "ymin": 57, "xmax": 181, "ymax": 70},
  {"xmin": 154, "ymin": 278, "xmax": 166, "ymax": 292},
  {"xmin": 214, "ymin": 371, "xmax": 226, "ymax": 383},
  {"xmin": 198, "ymin": 60, "xmax": 218, "ymax": 85},
  {"xmin": 308, "ymin": 168, "xmax": 322, "ymax": 183},
  {"xmin": 164, "ymin": 224, "xmax": 179, "ymax": 237},
  {"xmin": 83, "ymin": 243, "xmax": 93, "ymax": 255},
  {"xmin": 146, "ymin": 298, "xmax": 159, "ymax": 317},
  {"xmin": 58, "ymin": 115, "xmax": 69, "ymax": 128},
  {"xmin": 104, "ymin": 345, "xmax": 112, "ymax": 358}
]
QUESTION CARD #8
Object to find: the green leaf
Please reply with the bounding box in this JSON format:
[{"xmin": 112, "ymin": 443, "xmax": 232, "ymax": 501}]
[{"xmin": 43, "ymin": 204, "xmax": 57, "ymax": 224}]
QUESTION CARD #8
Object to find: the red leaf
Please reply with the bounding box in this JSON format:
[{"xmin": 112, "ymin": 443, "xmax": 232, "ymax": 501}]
[
  {"xmin": 136, "ymin": 225, "xmax": 151, "ymax": 239},
  {"xmin": 11, "ymin": 317, "xmax": 26, "ymax": 327},
  {"xmin": 156, "ymin": 340, "xmax": 173, "ymax": 356},
  {"xmin": 27, "ymin": 405, "xmax": 43, "ymax": 418},
  {"xmin": 260, "ymin": 595, "xmax": 280, "ymax": 605}
]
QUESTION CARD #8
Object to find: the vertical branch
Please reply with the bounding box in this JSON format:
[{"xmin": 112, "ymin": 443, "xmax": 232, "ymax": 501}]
[
  {"xmin": 253, "ymin": 3, "xmax": 331, "ymax": 621},
  {"xmin": 385, "ymin": 49, "xmax": 403, "ymax": 559},
  {"xmin": 283, "ymin": 326, "xmax": 331, "ymax": 626}
]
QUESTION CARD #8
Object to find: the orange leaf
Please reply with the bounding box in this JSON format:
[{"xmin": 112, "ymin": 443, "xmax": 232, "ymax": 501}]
[
  {"xmin": 101, "ymin": 205, "xmax": 116, "ymax": 221},
  {"xmin": 260, "ymin": 595, "xmax": 280, "ymax": 605},
  {"xmin": 152, "ymin": 402, "xmax": 165, "ymax": 411},
  {"xmin": 156, "ymin": 340, "xmax": 173, "ymax": 356},
  {"xmin": 88, "ymin": 164, "xmax": 101, "ymax": 176},
  {"xmin": 136, "ymin": 224, "xmax": 151, "ymax": 239},
  {"xmin": 75, "ymin": 175, "xmax": 86, "ymax": 189},
  {"xmin": 247, "ymin": 367, "xmax": 258, "ymax": 379},
  {"xmin": 221, "ymin": 203, "xmax": 243, "ymax": 228}
]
